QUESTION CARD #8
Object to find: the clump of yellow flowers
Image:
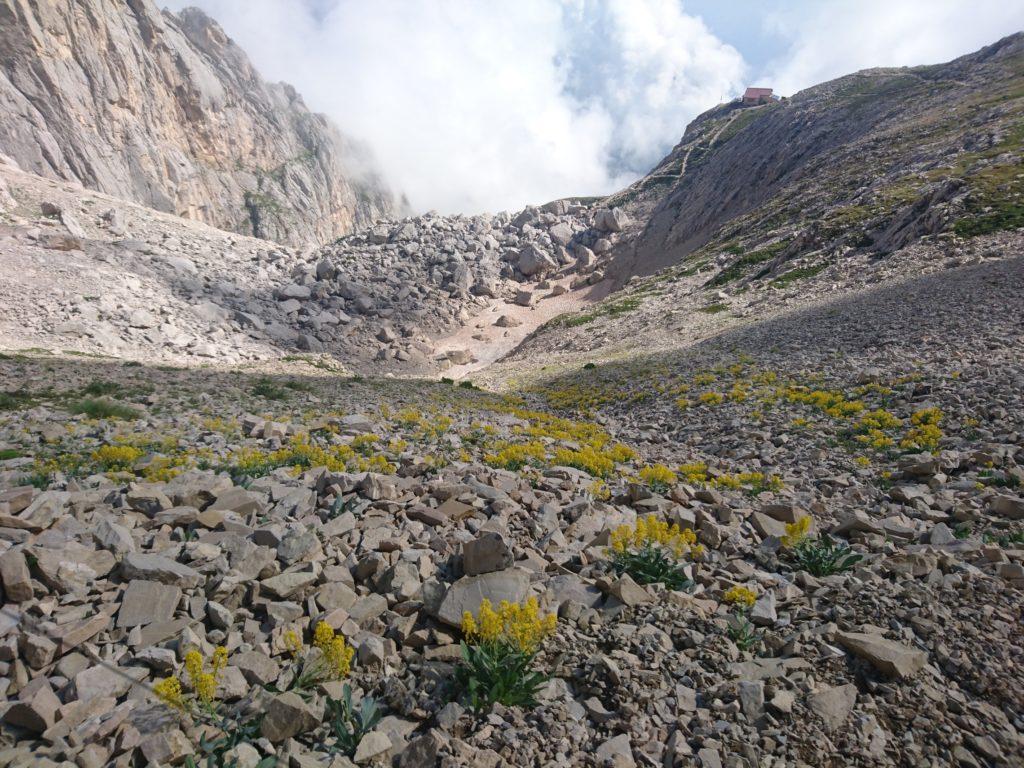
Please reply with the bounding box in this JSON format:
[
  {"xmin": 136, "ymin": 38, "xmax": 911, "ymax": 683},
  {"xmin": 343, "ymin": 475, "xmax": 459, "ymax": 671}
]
[
  {"xmin": 608, "ymin": 516, "xmax": 702, "ymax": 591},
  {"xmin": 91, "ymin": 443, "xmax": 144, "ymax": 472},
  {"xmin": 461, "ymin": 598, "xmax": 557, "ymax": 654},
  {"xmin": 638, "ymin": 464, "xmax": 678, "ymax": 492},
  {"xmin": 154, "ymin": 646, "xmax": 228, "ymax": 713},
  {"xmin": 610, "ymin": 516, "xmax": 702, "ymax": 559},
  {"xmin": 781, "ymin": 516, "xmax": 812, "ymax": 548},
  {"xmin": 723, "ymin": 586, "xmax": 761, "ymax": 651},
  {"xmin": 284, "ymin": 620, "xmax": 355, "ymax": 690},
  {"xmin": 456, "ymin": 598, "xmax": 557, "ymax": 712},
  {"xmin": 900, "ymin": 407, "xmax": 943, "ymax": 452},
  {"xmin": 723, "ymin": 584, "xmax": 757, "ymax": 610}
]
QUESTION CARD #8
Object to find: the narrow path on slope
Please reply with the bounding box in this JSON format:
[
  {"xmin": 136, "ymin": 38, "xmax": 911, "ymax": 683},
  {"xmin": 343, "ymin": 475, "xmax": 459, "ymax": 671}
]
[
  {"xmin": 431, "ymin": 275, "xmax": 613, "ymax": 379},
  {"xmin": 644, "ymin": 105, "xmax": 756, "ymax": 183}
]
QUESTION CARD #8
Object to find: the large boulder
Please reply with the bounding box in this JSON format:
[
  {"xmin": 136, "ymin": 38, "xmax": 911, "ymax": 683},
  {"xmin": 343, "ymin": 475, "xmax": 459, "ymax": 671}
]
[
  {"xmin": 517, "ymin": 244, "xmax": 556, "ymax": 277},
  {"xmin": 593, "ymin": 207, "xmax": 629, "ymax": 233},
  {"xmin": 436, "ymin": 568, "xmax": 531, "ymax": 627}
]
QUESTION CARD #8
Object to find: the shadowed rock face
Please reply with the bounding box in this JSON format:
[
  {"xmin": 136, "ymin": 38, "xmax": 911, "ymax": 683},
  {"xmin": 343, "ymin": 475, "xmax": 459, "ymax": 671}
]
[{"xmin": 0, "ymin": 0, "xmax": 399, "ymax": 245}]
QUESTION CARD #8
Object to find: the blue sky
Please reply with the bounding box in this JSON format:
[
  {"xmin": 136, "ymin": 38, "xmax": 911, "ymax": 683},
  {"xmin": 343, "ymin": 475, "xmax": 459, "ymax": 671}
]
[{"xmin": 164, "ymin": 0, "xmax": 1024, "ymax": 213}]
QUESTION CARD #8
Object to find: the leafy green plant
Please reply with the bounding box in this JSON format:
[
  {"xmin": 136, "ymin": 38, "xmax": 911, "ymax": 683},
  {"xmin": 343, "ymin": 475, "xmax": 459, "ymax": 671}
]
[
  {"xmin": 326, "ymin": 683, "xmax": 382, "ymax": 757},
  {"xmin": 983, "ymin": 529, "xmax": 1024, "ymax": 547},
  {"xmin": 251, "ymin": 378, "xmax": 289, "ymax": 400},
  {"xmin": 789, "ymin": 534, "xmax": 863, "ymax": 576},
  {"xmin": 608, "ymin": 517, "xmax": 700, "ymax": 590},
  {"xmin": 184, "ymin": 716, "xmax": 275, "ymax": 768},
  {"xmin": 281, "ymin": 622, "xmax": 355, "ymax": 692},
  {"xmin": 456, "ymin": 598, "xmax": 557, "ymax": 713},
  {"xmin": 456, "ymin": 641, "xmax": 549, "ymax": 713},
  {"xmin": 727, "ymin": 614, "xmax": 762, "ymax": 652},
  {"xmin": 0, "ymin": 448, "xmax": 22, "ymax": 461},
  {"xmin": 68, "ymin": 398, "xmax": 139, "ymax": 420},
  {"xmin": 611, "ymin": 546, "xmax": 692, "ymax": 590}
]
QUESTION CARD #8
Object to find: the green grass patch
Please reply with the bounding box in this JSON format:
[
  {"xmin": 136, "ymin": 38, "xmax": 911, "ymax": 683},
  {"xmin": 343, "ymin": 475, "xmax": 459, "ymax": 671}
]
[
  {"xmin": 953, "ymin": 161, "xmax": 1024, "ymax": 237},
  {"xmin": 81, "ymin": 379, "xmax": 123, "ymax": 397},
  {"xmin": 706, "ymin": 240, "xmax": 790, "ymax": 287},
  {"xmin": 553, "ymin": 296, "xmax": 643, "ymax": 328},
  {"xmin": 0, "ymin": 390, "xmax": 37, "ymax": 410},
  {"xmin": 252, "ymin": 377, "xmax": 290, "ymax": 400},
  {"xmin": 68, "ymin": 398, "xmax": 140, "ymax": 420},
  {"xmin": 0, "ymin": 449, "xmax": 23, "ymax": 461},
  {"xmin": 770, "ymin": 263, "xmax": 827, "ymax": 288},
  {"xmin": 699, "ymin": 303, "xmax": 729, "ymax": 314}
]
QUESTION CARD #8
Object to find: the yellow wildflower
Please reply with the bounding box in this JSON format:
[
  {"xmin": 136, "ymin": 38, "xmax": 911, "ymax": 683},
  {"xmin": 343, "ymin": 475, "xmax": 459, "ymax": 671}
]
[
  {"xmin": 211, "ymin": 646, "xmax": 228, "ymax": 675},
  {"xmin": 461, "ymin": 598, "xmax": 556, "ymax": 654},
  {"xmin": 782, "ymin": 516, "xmax": 812, "ymax": 547},
  {"xmin": 723, "ymin": 585, "xmax": 757, "ymax": 609},
  {"xmin": 313, "ymin": 621, "xmax": 335, "ymax": 650},
  {"xmin": 639, "ymin": 464, "xmax": 678, "ymax": 490},
  {"xmin": 324, "ymin": 637, "xmax": 355, "ymax": 678},
  {"xmin": 153, "ymin": 677, "xmax": 185, "ymax": 710},
  {"xmin": 194, "ymin": 672, "xmax": 217, "ymax": 705},
  {"xmin": 283, "ymin": 630, "xmax": 303, "ymax": 656},
  {"xmin": 184, "ymin": 649, "xmax": 203, "ymax": 684}
]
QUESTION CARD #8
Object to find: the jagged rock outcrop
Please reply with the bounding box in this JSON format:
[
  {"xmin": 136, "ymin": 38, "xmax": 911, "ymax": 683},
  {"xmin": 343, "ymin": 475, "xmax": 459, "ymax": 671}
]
[{"xmin": 0, "ymin": 0, "xmax": 399, "ymax": 245}]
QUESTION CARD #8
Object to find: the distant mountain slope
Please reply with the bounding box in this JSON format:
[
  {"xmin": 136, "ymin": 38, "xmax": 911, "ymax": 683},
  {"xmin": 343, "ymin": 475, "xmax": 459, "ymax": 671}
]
[
  {"xmin": 0, "ymin": 0, "xmax": 399, "ymax": 245},
  {"xmin": 606, "ymin": 33, "xmax": 1024, "ymax": 287}
]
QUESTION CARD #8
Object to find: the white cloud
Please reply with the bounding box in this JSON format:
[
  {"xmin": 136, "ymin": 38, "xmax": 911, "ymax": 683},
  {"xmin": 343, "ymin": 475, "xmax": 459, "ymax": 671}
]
[
  {"xmin": 761, "ymin": 0, "xmax": 1024, "ymax": 96},
  {"xmin": 161, "ymin": 0, "xmax": 746, "ymax": 214}
]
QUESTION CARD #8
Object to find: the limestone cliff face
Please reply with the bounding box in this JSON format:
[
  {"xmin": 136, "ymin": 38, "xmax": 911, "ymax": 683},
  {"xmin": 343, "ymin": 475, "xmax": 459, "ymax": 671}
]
[{"xmin": 0, "ymin": 0, "xmax": 399, "ymax": 245}]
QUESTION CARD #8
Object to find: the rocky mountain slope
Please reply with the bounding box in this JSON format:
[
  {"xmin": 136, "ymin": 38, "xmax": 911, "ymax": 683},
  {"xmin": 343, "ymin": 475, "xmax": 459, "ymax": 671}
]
[
  {"xmin": 0, "ymin": 155, "xmax": 623, "ymax": 375},
  {"xmin": 0, "ymin": 0, "xmax": 399, "ymax": 245},
  {"xmin": 0, "ymin": 241, "xmax": 1020, "ymax": 766},
  {"xmin": 604, "ymin": 32, "xmax": 1024, "ymax": 286}
]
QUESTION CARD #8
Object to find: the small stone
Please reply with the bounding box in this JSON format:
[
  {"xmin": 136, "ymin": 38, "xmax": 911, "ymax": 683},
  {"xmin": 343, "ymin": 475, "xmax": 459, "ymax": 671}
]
[
  {"xmin": 807, "ymin": 683, "xmax": 857, "ymax": 731},
  {"xmin": 2, "ymin": 678, "xmax": 61, "ymax": 732},
  {"xmin": 608, "ymin": 574, "xmax": 652, "ymax": 607},
  {"xmin": 140, "ymin": 729, "xmax": 194, "ymax": 765},
  {"xmin": 738, "ymin": 680, "xmax": 765, "ymax": 720},
  {"xmin": 260, "ymin": 692, "xmax": 320, "ymax": 742},
  {"xmin": 436, "ymin": 568, "xmax": 530, "ymax": 627},
  {"xmin": 353, "ymin": 730, "xmax": 392, "ymax": 764},
  {"xmin": 0, "ymin": 549, "xmax": 33, "ymax": 602},
  {"xmin": 120, "ymin": 553, "xmax": 201, "ymax": 588},
  {"xmin": 462, "ymin": 532, "xmax": 513, "ymax": 576},
  {"xmin": 596, "ymin": 733, "xmax": 635, "ymax": 767}
]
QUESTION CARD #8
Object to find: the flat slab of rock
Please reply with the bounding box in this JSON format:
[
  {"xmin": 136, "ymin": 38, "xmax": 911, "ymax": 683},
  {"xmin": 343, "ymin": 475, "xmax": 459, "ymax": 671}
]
[
  {"xmin": 837, "ymin": 631, "xmax": 927, "ymax": 679},
  {"xmin": 120, "ymin": 553, "xmax": 201, "ymax": 588},
  {"xmin": 260, "ymin": 570, "xmax": 318, "ymax": 598},
  {"xmin": 807, "ymin": 683, "xmax": 857, "ymax": 731},
  {"xmin": 117, "ymin": 580, "xmax": 181, "ymax": 627},
  {"xmin": 436, "ymin": 568, "xmax": 530, "ymax": 627}
]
